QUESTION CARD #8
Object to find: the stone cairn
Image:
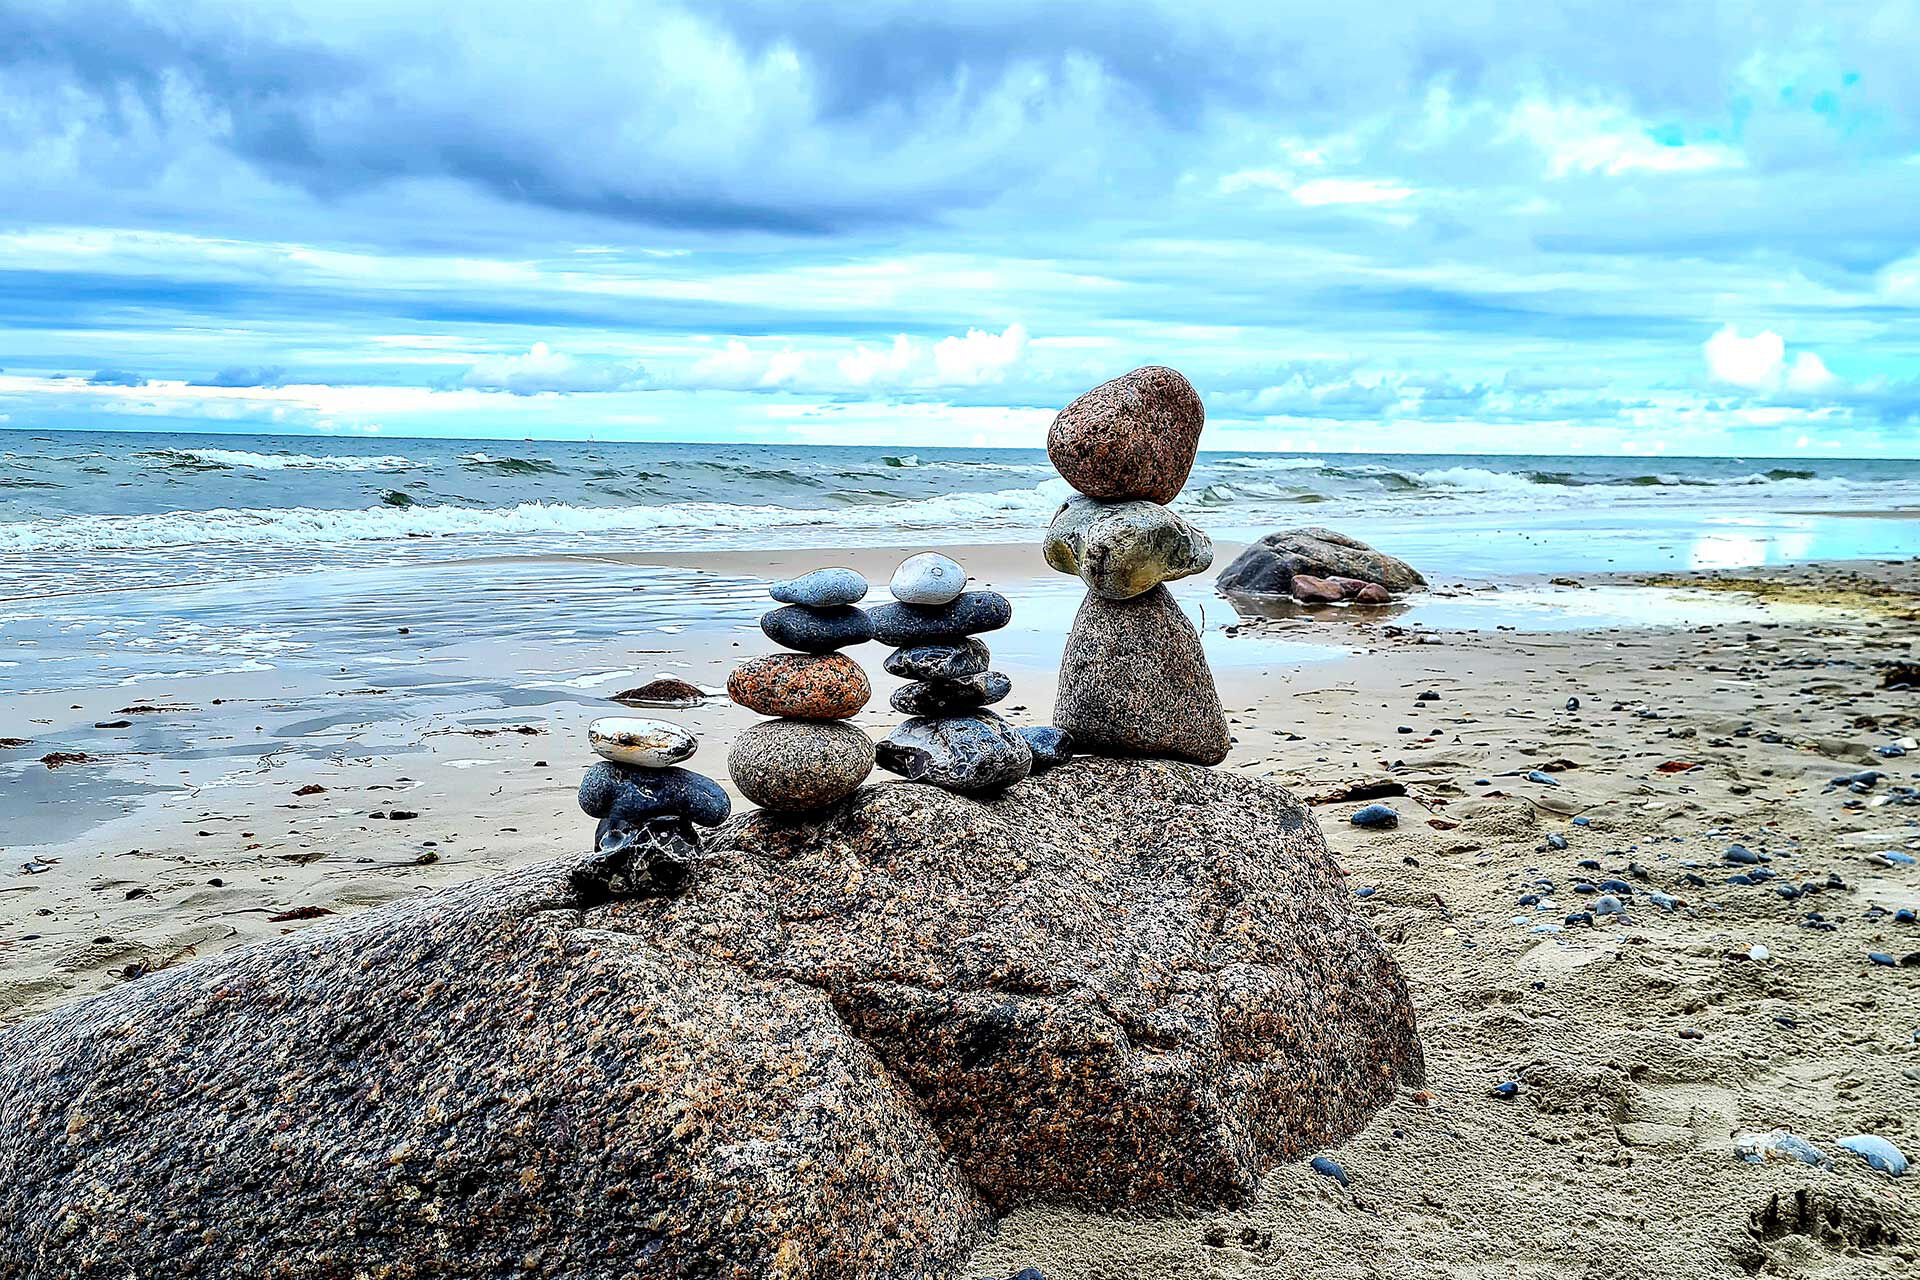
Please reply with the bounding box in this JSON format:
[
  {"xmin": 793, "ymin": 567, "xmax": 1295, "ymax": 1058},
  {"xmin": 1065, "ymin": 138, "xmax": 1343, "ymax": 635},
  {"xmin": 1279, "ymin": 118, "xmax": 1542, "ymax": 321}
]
[
  {"xmin": 725, "ymin": 566, "xmax": 878, "ymax": 812},
  {"xmin": 871, "ymin": 552, "xmax": 1072, "ymax": 792},
  {"xmin": 1044, "ymin": 366, "xmax": 1231, "ymax": 765},
  {"xmin": 575, "ymin": 716, "xmax": 731, "ymax": 897}
]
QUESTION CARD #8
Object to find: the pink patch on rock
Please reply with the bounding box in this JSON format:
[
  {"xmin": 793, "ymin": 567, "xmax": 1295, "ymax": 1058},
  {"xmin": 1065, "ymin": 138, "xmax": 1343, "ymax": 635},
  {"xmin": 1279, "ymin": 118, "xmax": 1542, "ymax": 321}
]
[
  {"xmin": 1353, "ymin": 584, "xmax": 1393, "ymax": 604},
  {"xmin": 1290, "ymin": 574, "xmax": 1345, "ymax": 603}
]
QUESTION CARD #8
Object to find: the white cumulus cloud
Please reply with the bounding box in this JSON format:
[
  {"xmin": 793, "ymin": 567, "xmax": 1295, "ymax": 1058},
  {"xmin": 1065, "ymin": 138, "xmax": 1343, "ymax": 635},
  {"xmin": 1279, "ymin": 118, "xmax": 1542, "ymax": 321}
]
[{"xmin": 461, "ymin": 342, "xmax": 647, "ymax": 395}]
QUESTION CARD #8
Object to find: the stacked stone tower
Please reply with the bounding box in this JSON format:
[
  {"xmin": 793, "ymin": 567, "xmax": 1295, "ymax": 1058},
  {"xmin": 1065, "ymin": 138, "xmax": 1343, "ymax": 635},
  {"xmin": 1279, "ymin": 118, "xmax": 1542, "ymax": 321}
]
[
  {"xmin": 726, "ymin": 566, "xmax": 877, "ymax": 812},
  {"xmin": 1044, "ymin": 366, "xmax": 1230, "ymax": 764},
  {"xmin": 575, "ymin": 715, "xmax": 731, "ymax": 895},
  {"xmin": 871, "ymin": 553, "xmax": 1055, "ymax": 792}
]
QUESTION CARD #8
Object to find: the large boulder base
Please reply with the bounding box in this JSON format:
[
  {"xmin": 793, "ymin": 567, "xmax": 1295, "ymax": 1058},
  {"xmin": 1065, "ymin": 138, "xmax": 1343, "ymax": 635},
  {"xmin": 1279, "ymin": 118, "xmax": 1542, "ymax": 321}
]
[
  {"xmin": 0, "ymin": 864, "xmax": 982, "ymax": 1279},
  {"xmin": 0, "ymin": 759, "xmax": 1423, "ymax": 1276},
  {"xmin": 1216, "ymin": 526, "xmax": 1427, "ymax": 598}
]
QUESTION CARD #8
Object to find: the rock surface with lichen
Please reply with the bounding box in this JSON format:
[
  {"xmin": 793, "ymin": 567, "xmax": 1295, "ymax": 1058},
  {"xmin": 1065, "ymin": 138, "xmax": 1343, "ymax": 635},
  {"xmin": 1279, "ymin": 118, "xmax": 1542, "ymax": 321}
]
[{"xmin": 0, "ymin": 758, "xmax": 1421, "ymax": 1275}]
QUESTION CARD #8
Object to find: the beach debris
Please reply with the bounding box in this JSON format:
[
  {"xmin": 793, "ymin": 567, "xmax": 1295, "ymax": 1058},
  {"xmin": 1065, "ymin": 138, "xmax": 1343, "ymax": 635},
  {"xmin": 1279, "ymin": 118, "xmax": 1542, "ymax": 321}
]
[
  {"xmin": 609, "ymin": 676, "xmax": 708, "ymax": 708},
  {"xmin": 292, "ymin": 783, "xmax": 326, "ymax": 796},
  {"xmin": 1350, "ymin": 803, "xmax": 1400, "ymax": 830},
  {"xmin": 875, "ymin": 555, "xmax": 1038, "ymax": 794},
  {"xmin": 1734, "ymin": 1130, "xmax": 1830, "ymax": 1167},
  {"xmin": 727, "ymin": 567, "xmax": 875, "ymax": 812},
  {"xmin": 1836, "ymin": 1134, "xmax": 1907, "ymax": 1177},
  {"xmin": 267, "ymin": 905, "xmax": 333, "ymax": 922},
  {"xmin": 0, "ymin": 737, "xmax": 32, "ymax": 748},
  {"xmin": 39, "ymin": 751, "xmax": 91, "ymax": 768}
]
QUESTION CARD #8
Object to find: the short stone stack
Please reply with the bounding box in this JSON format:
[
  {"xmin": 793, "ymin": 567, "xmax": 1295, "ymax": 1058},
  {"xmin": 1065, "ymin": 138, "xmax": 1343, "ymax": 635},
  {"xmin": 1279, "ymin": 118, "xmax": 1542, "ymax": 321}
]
[
  {"xmin": 576, "ymin": 716, "xmax": 731, "ymax": 897},
  {"xmin": 726, "ymin": 566, "xmax": 877, "ymax": 813},
  {"xmin": 1045, "ymin": 366, "xmax": 1231, "ymax": 765},
  {"xmin": 872, "ymin": 553, "xmax": 1049, "ymax": 792}
]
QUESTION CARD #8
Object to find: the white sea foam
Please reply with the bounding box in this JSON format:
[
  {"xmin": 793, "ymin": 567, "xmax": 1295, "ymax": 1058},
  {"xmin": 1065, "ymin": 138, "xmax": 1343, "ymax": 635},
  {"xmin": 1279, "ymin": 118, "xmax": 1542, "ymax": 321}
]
[
  {"xmin": 0, "ymin": 480, "xmax": 1077, "ymax": 553},
  {"xmin": 1213, "ymin": 456, "xmax": 1328, "ymax": 472},
  {"xmin": 144, "ymin": 447, "xmax": 418, "ymax": 472}
]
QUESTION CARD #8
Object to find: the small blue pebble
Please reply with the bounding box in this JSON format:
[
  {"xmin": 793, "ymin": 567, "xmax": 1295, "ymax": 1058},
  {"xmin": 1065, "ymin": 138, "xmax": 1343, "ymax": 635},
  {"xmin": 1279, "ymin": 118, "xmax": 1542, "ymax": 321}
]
[
  {"xmin": 1868, "ymin": 952, "xmax": 1897, "ymax": 967},
  {"xmin": 1308, "ymin": 1155, "xmax": 1349, "ymax": 1187},
  {"xmin": 1883, "ymin": 851, "xmax": 1916, "ymax": 866},
  {"xmin": 1526, "ymin": 770, "xmax": 1559, "ymax": 786},
  {"xmin": 1876, "ymin": 743, "xmax": 1908, "ymax": 757},
  {"xmin": 1491, "ymin": 1081, "xmax": 1520, "ymax": 1098},
  {"xmin": 1350, "ymin": 803, "xmax": 1399, "ymax": 829},
  {"xmin": 1547, "ymin": 833, "xmax": 1568, "ymax": 850},
  {"xmin": 1896, "ymin": 909, "xmax": 1916, "ymax": 924},
  {"xmin": 1837, "ymin": 1135, "xmax": 1908, "ymax": 1177},
  {"xmin": 1354, "ymin": 886, "xmax": 1377, "ymax": 898},
  {"xmin": 1573, "ymin": 883, "xmax": 1598, "ymax": 895},
  {"xmin": 1572, "ymin": 817, "xmax": 1591, "ymax": 827},
  {"xmin": 1518, "ymin": 893, "xmax": 1541, "ymax": 907}
]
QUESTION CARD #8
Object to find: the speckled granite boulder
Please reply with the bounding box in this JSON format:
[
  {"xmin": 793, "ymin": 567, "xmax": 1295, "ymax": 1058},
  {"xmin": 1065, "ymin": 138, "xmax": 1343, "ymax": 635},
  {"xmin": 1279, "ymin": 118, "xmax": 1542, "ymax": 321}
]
[
  {"xmin": 1055, "ymin": 584, "xmax": 1230, "ymax": 765},
  {"xmin": 0, "ymin": 864, "xmax": 987, "ymax": 1279},
  {"xmin": 1216, "ymin": 526, "xmax": 1426, "ymax": 598},
  {"xmin": 620, "ymin": 757, "xmax": 1424, "ymax": 1210},
  {"xmin": 1047, "ymin": 366, "xmax": 1204, "ymax": 504},
  {"xmin": 1043, "ymin": 496, "xmax": 1212, "ymax": 600},
  {"xmin": 728, "ymin": 651, "xmax": 871, "ymax": 719}
]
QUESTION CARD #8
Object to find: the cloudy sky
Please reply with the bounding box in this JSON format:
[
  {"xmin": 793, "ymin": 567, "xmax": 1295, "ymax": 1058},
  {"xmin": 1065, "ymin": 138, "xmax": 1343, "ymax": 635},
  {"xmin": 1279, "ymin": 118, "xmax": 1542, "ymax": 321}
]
[{"xmin": 2, "ymin": 1, "xmax": 1917, "ymax": 456}]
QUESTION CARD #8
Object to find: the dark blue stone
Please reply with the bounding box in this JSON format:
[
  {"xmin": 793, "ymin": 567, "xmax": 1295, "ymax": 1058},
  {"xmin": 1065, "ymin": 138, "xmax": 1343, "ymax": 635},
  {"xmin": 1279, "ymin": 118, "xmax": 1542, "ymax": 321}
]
[
  {"xmin": 1725, "ymin": 845, "xmax": 1763, "ymax": 864},
  {"xmin": 760, "ymin": 604, "xmax": 873, "ymax": 653},
  {"xmin": 1869, "ymin": 952, "xmax": 1897, "ymax": 967},
  {"xmin": 1350, "ymin": 803, "xmax": 1398, "ymax": 829},
  {"xmin": 867, "ymin": 591, "xmax": 1012, "ymax": 645},
  {"xmin": 1491, "ymin": 1081, "xmax": 1520, "ymax": 1098},
  {"xmin": 578, "ymin": 762, "xmax": 731, "ymax": 827},
  {"xmin": 1017, "ymin": 725, "xmax": 1074, "ymax": 771}
]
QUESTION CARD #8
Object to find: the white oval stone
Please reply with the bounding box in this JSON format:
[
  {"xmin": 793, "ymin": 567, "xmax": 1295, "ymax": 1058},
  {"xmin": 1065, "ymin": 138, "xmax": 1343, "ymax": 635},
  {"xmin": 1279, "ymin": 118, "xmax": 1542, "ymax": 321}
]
[
  {"xmin": 890, "ymin": 552, "xmax": 966, "ymax": 605},
  {"xmin": 587, "ymin": 717, "xmax": 696, "ymax": 768}
]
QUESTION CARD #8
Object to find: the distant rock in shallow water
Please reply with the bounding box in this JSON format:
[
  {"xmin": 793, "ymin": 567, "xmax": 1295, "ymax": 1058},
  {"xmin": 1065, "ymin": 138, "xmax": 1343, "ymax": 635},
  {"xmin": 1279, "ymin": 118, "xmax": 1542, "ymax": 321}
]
[
  {"xmin": 609, "ymin": 676, "xmax": 707, "ymax": 708},
  {"xmin": 1217, "ymin": 527, "xmax": 1425, "ymax": 599}
]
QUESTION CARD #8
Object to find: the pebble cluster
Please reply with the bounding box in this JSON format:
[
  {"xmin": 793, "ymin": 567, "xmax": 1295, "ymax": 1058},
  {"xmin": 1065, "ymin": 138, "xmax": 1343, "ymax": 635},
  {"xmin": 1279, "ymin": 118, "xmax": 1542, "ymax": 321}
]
[
  {"xmin": 575, "ymin": 716, "xmax": 731, "ymax": 895},
  {"xmin": 726, "ymin": 566, "xmax": 877, "ymax": 812},
  {"xmin": 1045, "ymin": 366, "xmax": 1231, "ymax": 764},
  {"xmin": 873, "ymin": 553, "xmax": 1068, "ymax": 792}
]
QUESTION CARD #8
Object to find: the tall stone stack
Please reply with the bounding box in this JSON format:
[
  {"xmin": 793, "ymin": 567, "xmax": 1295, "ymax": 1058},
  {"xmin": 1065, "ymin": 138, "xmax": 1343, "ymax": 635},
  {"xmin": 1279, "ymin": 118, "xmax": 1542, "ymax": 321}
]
[
  {"xmin": 1045, "ymin": 366, "xmax": 1231, "ymax": 765},
  {"xmin": 726, "ymin": 567, "xmax": 878, "ymax": 813},
  {"xmin": 575, "ymin": 716, "xmax": 731, "ymax": 895},
  {"xmin": 871, "ymin": 553, "xmax": 1048, "ymax": 792}
]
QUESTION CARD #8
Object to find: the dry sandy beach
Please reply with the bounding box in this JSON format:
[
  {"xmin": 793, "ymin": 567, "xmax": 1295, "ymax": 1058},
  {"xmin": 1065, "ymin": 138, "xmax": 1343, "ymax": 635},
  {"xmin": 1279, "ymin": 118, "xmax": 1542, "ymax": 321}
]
[{"xmin": 4, "ymin": 548, "xmax": 1918, "ymax": 1277}]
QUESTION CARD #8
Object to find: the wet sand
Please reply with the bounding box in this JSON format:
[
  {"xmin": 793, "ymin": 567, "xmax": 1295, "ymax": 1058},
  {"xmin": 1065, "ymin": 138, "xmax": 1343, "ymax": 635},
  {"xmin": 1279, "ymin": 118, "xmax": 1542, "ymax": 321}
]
[{"xmin": 3, "ymin": 553, "xmax": 1917, "ymax": 1277}]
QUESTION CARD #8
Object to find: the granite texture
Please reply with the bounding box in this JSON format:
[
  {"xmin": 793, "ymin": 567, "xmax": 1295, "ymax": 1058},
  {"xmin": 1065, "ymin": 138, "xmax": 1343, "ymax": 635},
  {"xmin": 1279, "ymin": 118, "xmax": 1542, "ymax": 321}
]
[
  {"xmin": 728, "ymin": 652, "xmax": 872, "ymax": 719},
  {"xmin": 0, "ymin": 760, "xmax": 1423, "ymax": 1270},
  {"xmin": 1216, "ymin": 527, "xmax": 1427, "ymax": 598},
  {"xmin": 0, "ymin": 863, "xmax": 988, "ymax": 1278},
  {"xmin": 889, "ymin": 671, "xmax": 1012, "ymax": 716},
  {"xmin": 867, "ymin": 593, "xmax": 1011, "ymax": 646},
  {"xmin": 1054, "ymin": 585, "xmax": 1230, "ymax": 765},
  {"xmin": 1042, "ymin": 496, "xmax": 1213, "ymax": 600},
  {"xmin": 624, "ymin": 757, "xmax": 1425, "ymax": 1210},
  {"xmin": 1046, "ymin": 366, "xmax": 1205, "ymax": 504},
  {"xmin": 726, "ymin": 717, "xmax": 876, "ymax": 812}
]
